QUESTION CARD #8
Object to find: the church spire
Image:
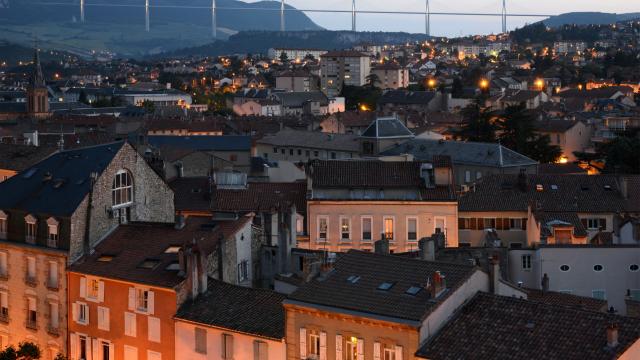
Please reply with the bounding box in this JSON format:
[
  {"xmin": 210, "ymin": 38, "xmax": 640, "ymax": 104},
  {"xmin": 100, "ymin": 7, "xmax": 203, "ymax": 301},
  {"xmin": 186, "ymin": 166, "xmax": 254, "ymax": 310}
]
[{"xmin": 31, "ymin": 43, "xmax": 45, "ymax": 89}]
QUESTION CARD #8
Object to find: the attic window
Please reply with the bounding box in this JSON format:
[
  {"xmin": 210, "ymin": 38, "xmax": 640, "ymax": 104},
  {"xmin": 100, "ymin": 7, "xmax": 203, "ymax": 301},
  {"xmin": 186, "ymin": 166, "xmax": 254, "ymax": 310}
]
[
  {"xmin": 138, "ymin": 259, "xmax": 161, "ymax": 269},
  {"xmin": 406, "ymin": 286, "xmax": 422, "ymax": 296},
  {"xmin": 377, "ymin": 282, "xmax": 395, "ymax": 291},
  {"xmin": 164, "ymin": 246, "xmax": 181, "ymax": 254},
  {"xmin": 604, "ymin": 185, "xmax": 612, "ymax": 190},
  {"xmin": 581, "ymin": 184, "xmax": 589, "ymax": 191},
  {"xmin": 551, "ymin": 185, "xmax": 558, "ymax": 190},
  {"xmin": 536, "ymin": 184, "xmax": 544, "ymax": 192},
  {"xmin": 346, "ymin": 275, "xmax": 361, "ymax": 284},
  {"xmin": 97, "ymin": 255, "xmax": 114, "ymax": 262},
  {"xmin": 22, "ymin": 168, "xmax": 37, "ymax": 179},
  {"xmin": 166, "ymin": 262, "xmax": 180, "ymax": 271}
]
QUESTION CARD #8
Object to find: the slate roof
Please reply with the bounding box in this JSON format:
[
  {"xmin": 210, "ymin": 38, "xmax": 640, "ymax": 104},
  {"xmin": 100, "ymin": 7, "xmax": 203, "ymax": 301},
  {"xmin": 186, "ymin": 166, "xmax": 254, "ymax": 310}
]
[
  {"xmin": 501, "ymin": 90, "xmax": 542, "ymax": 103},
  {"xmin": 257, "ymin": 128, "xmax": 360, "ymax": 152},
  {"xmin": 271, "ymin": 91, "xmax": 329, "ymax": 107},
  {"xmin": 416, "ymin": 292, "xmax": 640, "ymax": 360},
  {"xmin": 534, "ymin": 212, "xmax": 588, "ymax": 239},
  {"xmin": 0, "ymin": 102, "xmax": 26, "ymax": 113},
  {"xmin": 308, "ymin": 159, "xmax": 456, "ymax": 201},
  {"xmin": 175, "ymin": 279, "xmax": 286, "ymax": 340},
  {"xmin": 525, "ymin": 288, "xmax": 607, "ymax": 312},
  {"xmin": 69, "ymin": 216, "xmax": 251, "ymax": 288},
  {"xmin": 361, "ymin": 116, "xmax": 414, "ymax": 138},
  {"xmin": 538, "ymin": 163, "xmax": 587, "ymax": 175},
  {"xmin": 381, "ymin": 139, "xmax": 537, "ymax": 168},
  {"xmin": 0, "ymin": 142, "xmax": 125, "ymax": 216},
  {"xmin": 146, "ymin": 136, "xmax": 252, "ymax": 152},
  {"xmin": 378, "ymin": 90, "xmax": 437, "ymax": 105},
  {"xmin": 0, "ymin": 144, "xmax": 57, "ymax": 172},
  {"xmin": 170, "ymin": 177, "xmax": 307, "ymax": 213},
  {"xmin": 288, "ymin": 250, "xmax": 478, "ymax": 322},
  {"xmin": 558, "ymin": 86, "xmax": 633, "ymax": 100},
  {"xmin": 459, "ymin": 174, "xmax": 639, "ymax": 213}
]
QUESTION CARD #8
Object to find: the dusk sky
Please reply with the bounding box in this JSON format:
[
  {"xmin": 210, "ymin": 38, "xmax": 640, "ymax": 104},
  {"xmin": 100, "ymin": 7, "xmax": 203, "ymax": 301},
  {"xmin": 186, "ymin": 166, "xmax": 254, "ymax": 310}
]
[{"xmin": 254, "ymin": 0, "xmax": 639, "ymax": 36}]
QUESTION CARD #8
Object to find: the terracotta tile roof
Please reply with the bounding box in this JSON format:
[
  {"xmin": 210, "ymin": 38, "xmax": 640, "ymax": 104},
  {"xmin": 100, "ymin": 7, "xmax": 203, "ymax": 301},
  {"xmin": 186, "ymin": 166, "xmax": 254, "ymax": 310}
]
[
  {"xmin": 416, "ymin": 292, "xmax": 640, "ymax": 360},
  {"xmin": 69, "ymin": 216, "xmax": 251, "ymax": 288},
  {"xmin": 176, "ymin": 279, "xmax": 286, "ymax": 340},
  {"xmin": 525, "ymin": 288, "xmax": 607, "ymax": 312},
  {"xmin": 288, "ymin": 250, "xmax": 478, "ymax": 322},
  {"xmin": 459, "ymin": 174, "xmax": 638, "ymax": 213},
  {"xmin": 534, "ymin": 211, "xmax": 588, "ymax": 239}
]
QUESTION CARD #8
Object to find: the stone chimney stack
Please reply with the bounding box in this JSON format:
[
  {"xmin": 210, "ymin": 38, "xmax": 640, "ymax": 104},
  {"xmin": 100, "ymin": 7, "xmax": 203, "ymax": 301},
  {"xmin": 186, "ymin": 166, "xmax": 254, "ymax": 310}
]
[
  {"xmin": 489, "ymin": 255, "xmax": 500, "ymax": 294},
  {"xmin": 374, "ymin": 238, "xmax": 390, "ymax": 255},
  {"xmin": 429, "ymin": 271, "xmax": 446, "ymax": 298},
  {"xmin": 419, "ymin": 237, "xmax": 435, "ymax": 261},
  {"xmin": 607, "ymin": 324, "xmax": 619, "ymax": 348},
  {"xmin": 542, "ymin": 273, "xmax": 550, "ymax": 294}
]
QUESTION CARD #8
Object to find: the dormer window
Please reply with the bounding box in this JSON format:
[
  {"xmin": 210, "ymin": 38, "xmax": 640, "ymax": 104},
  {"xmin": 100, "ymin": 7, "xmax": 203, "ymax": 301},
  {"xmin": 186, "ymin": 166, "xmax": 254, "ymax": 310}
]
[
  {"xmin": 24, "ymin": 214, "xmax": 37, "ymax": 244},
  {"xmin": 0, "ymin": 211, "xmax": 7, "ymax": 240},
  {"xmin": 47, "ymin": 217, "xmax": 59, "ymax": 248},
  {"xmin": 112, "ymin": 170, "xmax": 133, "ymax": 208}
]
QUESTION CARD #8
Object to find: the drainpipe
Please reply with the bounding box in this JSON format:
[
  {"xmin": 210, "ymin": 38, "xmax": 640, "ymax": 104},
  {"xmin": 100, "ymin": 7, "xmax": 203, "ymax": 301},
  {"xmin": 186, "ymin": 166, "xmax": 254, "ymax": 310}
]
[{"xmin": 82, "ymin": 172, "xmax": 98, "ymax": 259}]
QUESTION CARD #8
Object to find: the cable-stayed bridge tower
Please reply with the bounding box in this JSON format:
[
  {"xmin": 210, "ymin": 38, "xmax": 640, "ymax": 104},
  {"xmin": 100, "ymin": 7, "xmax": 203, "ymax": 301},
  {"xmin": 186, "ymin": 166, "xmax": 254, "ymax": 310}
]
[{"xmin": 501, "ymin": 0, "xmax": 507, "ymax": 33}]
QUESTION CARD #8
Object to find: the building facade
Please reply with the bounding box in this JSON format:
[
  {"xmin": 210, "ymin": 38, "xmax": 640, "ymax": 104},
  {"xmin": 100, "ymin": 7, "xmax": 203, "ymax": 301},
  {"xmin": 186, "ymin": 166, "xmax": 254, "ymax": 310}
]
[{"xmin": 320, "ymin": 51, "xmax": 371, "ymax": 98}]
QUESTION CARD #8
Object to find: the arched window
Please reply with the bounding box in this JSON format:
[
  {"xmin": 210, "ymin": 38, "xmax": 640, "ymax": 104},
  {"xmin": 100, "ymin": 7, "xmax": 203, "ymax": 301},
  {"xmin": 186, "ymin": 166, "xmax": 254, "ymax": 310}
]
[{"xmin": 112, "ymin": 170, "xmax": 133, "ymax": 207}]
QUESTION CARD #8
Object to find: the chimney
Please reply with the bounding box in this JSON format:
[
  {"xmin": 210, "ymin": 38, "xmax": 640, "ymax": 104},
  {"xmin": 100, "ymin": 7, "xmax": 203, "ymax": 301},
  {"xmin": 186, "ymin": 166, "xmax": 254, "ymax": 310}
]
[
  {"xmin": 429, "ymin": 271, "xmax": 446, "ymax": 298},
  {"xmin": 619, "ymin": 177, "xmax": 628, "ymax": 200},
  {"xmin": 607, "ymin": 324, "xmax": 619, "ymax": 348},
  {"xmin": 489, "ymin": 255, "xmax": 500, "ymax": 294},
  {"xmin": 374, "ymin": 238, "xmax": 390, "ymax": 255},
  {"xmin": 541, "ymin": 273, "xmax": 550, "ymax": 294},
  {"xmin": 177, "ymin": 248, "xmax": 187, "ymax": 278},
  {"xmin": 419, "ymin": 237, "xmax": 435, "ymax": 261}
]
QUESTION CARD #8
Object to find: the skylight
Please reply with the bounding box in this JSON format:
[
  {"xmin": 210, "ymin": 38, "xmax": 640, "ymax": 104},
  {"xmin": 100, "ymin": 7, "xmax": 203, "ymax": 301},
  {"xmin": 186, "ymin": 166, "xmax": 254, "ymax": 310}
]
[
  {"xmin": 166, "ymin": 262, "xmax": 181, "ymax": 271},
  {"xmin": 551, "ymin": 185, "xmax": 558, "ymax": 190},
  {"xmin": 164, "ymin": 246, "xmax": 181, "ymax": 254},
  {"xmin": 406, "ymin": 286, "xmax": 422, "ymax": 296},
  {"xmin": 346, "ymin": 275, "xmax": 361, "ymax": 284},
  {"xmin": 377, "ymin": 282, "xmax": 395, "ymax": 291},
  {"xmin": 138, "ymin": 259, "xmax": 161, "ymax": 269},
  {"xmin": 22, "ymin": 168, "xmax": 37, "ymax": 179}
]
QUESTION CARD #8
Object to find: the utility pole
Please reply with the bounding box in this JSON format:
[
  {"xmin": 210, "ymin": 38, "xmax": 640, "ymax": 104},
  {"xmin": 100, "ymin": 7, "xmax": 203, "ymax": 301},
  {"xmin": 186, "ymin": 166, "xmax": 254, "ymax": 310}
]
[
  {"xmin": 211, "ymin": 0, "xmax": 217, "ymax": 38},
  {"xmin": 425, "ymin": 0, "xmax": 430, "ymax": 37},
  {"xmin": 145, "ymin": 0, "xmax": 150, "ymax": 32},
  {"xmin": 501, "ymin": 0, "xmax": 507, "ymax": 34},
  {"xmin": 351, "ymin": 0, "xmax": 356, "ymax": 32},
  {"xmin": 280, "ymin": 0, "xmax": 285, "ymax": 32}
]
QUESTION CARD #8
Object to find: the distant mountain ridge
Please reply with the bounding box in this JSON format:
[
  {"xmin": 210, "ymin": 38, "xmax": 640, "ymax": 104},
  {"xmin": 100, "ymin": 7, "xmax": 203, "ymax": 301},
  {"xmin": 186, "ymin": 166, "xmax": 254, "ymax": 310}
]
[{"xmin": 542, "ymin": 12, "xmax": 640, "ymax": 27}]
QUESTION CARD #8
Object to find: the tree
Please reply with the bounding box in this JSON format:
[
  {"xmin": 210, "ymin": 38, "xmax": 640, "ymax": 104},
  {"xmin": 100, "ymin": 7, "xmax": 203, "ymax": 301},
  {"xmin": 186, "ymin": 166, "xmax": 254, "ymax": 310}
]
[
  {"xmin": 497, "ymin": 103, "xmax": 561, "ymax": 163},
  {"xmin": 78, "ymin": 90, "xmax": 89, "ymax": 105},
  {"xmin": 279, "ymin": 51, "xmax": 288, "ymax": 63},
  {"xmin": 0, "ymin": 342, "xmax": 41, "ymax": 360},
  {"xmin": 365, "ymin": 73, "xmax": 381, "ymax": 88},
  {"xmin": 141, "ymin": 100, "xmax": 155, "ymax": 114},
  {"xmin": 601, "ymin": 136, "xmax": 640, "ymax": 174},
  {"xmin": 454, "ymin": 98, "xmax": 497, "ymax": 143}
]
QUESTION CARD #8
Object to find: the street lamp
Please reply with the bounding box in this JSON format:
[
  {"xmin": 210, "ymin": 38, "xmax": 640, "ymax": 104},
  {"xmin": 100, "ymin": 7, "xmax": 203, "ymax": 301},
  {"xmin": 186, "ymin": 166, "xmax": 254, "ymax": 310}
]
[
  {"xmin": 427, "ymin": 78, "xmax": 437, "ymax": 89},
  {"xmin": 479, "ymin": 78, "xmax": 489, "ymax": 91}
]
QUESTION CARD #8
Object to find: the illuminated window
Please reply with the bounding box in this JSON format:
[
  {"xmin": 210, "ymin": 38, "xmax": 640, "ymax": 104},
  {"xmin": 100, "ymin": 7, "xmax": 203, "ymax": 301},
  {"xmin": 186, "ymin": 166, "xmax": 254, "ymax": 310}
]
[
  {"xmin": 384, "ymin": 217, "xmax": 394, "ymax": 240},
  {"xmin": 112, "ymin": 170, "xmax": 133, "ymax": 207},
  {"xmin": 340, "ymin": 217, "xmax": 351, "ymax": 240},
  {"xmin": 87, "ymin": 278, "xmax": 100, "ymax": 299},
  {"xmin": 136, "ymin": 289, "xmax": 149, "ymax": 312},
  {"xmin": 318, "ymin": 217, "xmax": 328, "ymax": 242},
  {"xmin": 308, "ymin": 330, "xmax": 320, "ymax": 357}
]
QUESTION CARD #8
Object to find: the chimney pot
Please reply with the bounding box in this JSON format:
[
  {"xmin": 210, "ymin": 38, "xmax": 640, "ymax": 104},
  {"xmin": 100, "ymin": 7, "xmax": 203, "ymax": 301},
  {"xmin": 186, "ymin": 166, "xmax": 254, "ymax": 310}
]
[
  {"xmin": 542, "ymin": 273, "xmax": 550, "ymax": 294},
  {"xmin": 375, "ymin": 238, "xmax": 390, "ymax": 255},
  {"xmin": 607, "ymin": 324, "xmax": 619, "ymax": 348}
]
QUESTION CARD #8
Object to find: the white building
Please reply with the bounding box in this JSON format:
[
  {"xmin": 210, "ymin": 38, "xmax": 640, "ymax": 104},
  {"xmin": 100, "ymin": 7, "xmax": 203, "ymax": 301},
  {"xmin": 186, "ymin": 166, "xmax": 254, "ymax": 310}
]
[{"xmin": 268, "ymin": 48, "xmax": 327, "ymax": 61}]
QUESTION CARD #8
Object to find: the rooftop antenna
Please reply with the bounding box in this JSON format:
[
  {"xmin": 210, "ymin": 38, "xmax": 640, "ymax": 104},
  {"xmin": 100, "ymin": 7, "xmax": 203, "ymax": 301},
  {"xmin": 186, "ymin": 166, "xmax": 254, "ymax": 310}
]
[
  {"xmin": 211, "ymin": 0, "xmax": 217, "ymax": 38},
  {"xmin": 280, "ymin": 0, "xmax": 285, "ymax": 32},
  {"xmin": 501, "ymin": 0, "xmax": 507, "ymax": 34},
  {"xmin": 145, "ymin": 0, "xmax": 150, "ymax": 32},
  {"xmin": 80, "ymin": 0, "xmax": 85, "ymax": 23},
  {"xmin": 351, "ymin": 0, "xmax": 356, "ymax": 32},
  {"xmin": 425, "ymin": 0, "xmax": 430, "ymax": 37}
]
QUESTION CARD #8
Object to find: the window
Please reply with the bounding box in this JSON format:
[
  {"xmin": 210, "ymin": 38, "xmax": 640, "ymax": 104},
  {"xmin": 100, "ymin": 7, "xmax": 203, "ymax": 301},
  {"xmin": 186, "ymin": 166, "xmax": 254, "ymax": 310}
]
[
  {"xmin": 0, "ymin": 291, "xmax": 8, "ymax": 321},
  {"xmin": 112, "ymin": 170, "xmax": 133, "ymax": 207},
  {"xmin": 476, "ymin": 171, "xmax": 482, "ymax": 180},
  {"xmin": 48, "ymin": 261, "xmax": 58, "ymax": 289},
  {"xmin": 102, "ymin": 342, "xmax": 114, "ymax": 360},
  {"xmin": 593, "ymin": 264, "xmax": 604, "ymax": 272},
  {"xmin": 592, "ymin": 289, "xmax": 606, "ymax": 300},
  {"xmin": 148, "ymin": 317, "xmax": 161, "ymax": 343},
  {"xmin": 297, "ymin": 149, "xmax": 302, "ymax": 156},
  {"xmin": 194, "ymin": 327, "xmax": 207, "ymax": 354},
  {"xmin": 46, "ymin": 218, "xmax": 58, "ymax": 248},
  {"xmin": 314, "ymin": 151, "xmax": 319, "ymax": 157},
  {"xmin": 88, "ymin": 279, "xmax": 100, "ymax": 299},
  {"xmin": 340, "ymin": 217, "xmax": 351, "ymax": 240},
  {"xmin": 361, "ymin": 217, "xmax": 372, "ymax": 241},
  {"xmin": 521, "ymin": 255, "xmax": 531, "ymax": 271},
  {"xmin": 281, "ymin": 149, "xmax": 285, "ymax": 155},
  {"xmin": 26, "ymin": 257, "xmax": 36, "ymax": 283},
  {"xmin": 630, "ymin": 264, "xmax": 639, "ymax": 272},
  {"xmin": 0, "ymin": 211, "xmax": 7, "ymax": 239},
  {"xmin": 318, "ymin": 217, "xmax": 328, "ymax": 242},
  {"xmin": 238, "ymin": 260, "xmax": 249, "ymax": 283},
  {"xmin": 560, "ymin": 264, "xmax": 570, "ymax": 272},
  {"xmin": 483, "ymin": 218, "xmax": 496, "ymax": 230},
  {"xmin": 124, "ymin": 312, "xmax": 136, "ymax": 337},
  {"xmin": 464, "ymin": 170, "xmax": 471, "ymax": 183},
  {"xmin": 407, "ymin": 217, "xmax": 418, "ymax": 241},
  {"xmin": 289, "ymin": 149, "xmax": 294, "ymax": 156},
  {"xmin": 273, "ymin": 147, "xmax": 277, "ymax": 153},
  {"xmin": 383, "ymin": 345, "xmax": 398, "ymax": 360},
  {"xmin": 229, "ymin": 154, "xmax": 237, "ymax": 162},
  {"xmin": 49, "ymin": 301, "xmax": 59, "ymax": 330},
  {"xmin": 79, "ymin": 335, "xmax": 88, "ymax": 360},
  {"xmin": 584, "ymin": 218, "xmax": 606, "ymax": 230},
  {"xmin": 0, "ymin": 252, "xmax": 7, "ymax": 278},
  {"xmin": 510, "ymin": 218, "xmax": 523, "ymax": 230},
  {"xmin": 136, "ymin": 289, "xmax": 149, "ymax": 312},
  {"xmin": 25, "ymin": 215, "xmax": 37, "ymax": 244},
  {"xmin": 254, "ymin": 341, "xmax": 268, "ymax": 360},
  {"xmin": 97, "ymin": 306, "xmax": 110, "ymax": 331},
  {"xmin": 458, "ymin": 218, "xmax": 471, "ymax": 230},
  {"xmin": 331, "ymin": 152, "xmax": 336, "ymax": 159},
  {"xmin": 344, "ymin": 337, "xmax": 362, "ymax": 360},
  {"xmin": 76, "ymin": 302, "xmax": 89, "ymax": 325},
  {"xmin": 384, "ymin": 217, "xmax": 394, "ymax": 240},
  {"xmin": 221, "ymin": 334, "xmax": 234, "ymax": 359},
  {"xmin": 308, "ymin": 330, "xmax": 320, "ymax": 358},
  {"xmin": 435, "ymin": 217, "xmax": 446, "ymax": 235},
  {"xmin": 27, "ymin": 297, "xmax": 37, "ymax": 328}
]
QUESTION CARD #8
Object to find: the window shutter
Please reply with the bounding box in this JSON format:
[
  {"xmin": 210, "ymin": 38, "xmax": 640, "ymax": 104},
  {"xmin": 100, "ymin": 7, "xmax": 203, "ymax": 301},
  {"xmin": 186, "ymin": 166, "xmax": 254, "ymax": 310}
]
[
  {"xmin": 79, "ymin": 277, "xmax": 87, "ymax": 299},
  {"xmin": 253, "ymin": 341, "xmax": 267, "ymax": 360},
  {"xmin": 98, "ymin": 281, "xmax": 105, "ymax": 302},
  {"xmin": 72, "ymin": 303, "xmax": 78, "ymax": 323},
  {"xmin": 253, "ymin": 341, "xmax": 259, "ymax": 360},
  {"xmin": 86, "ymin": 337, "xmax": 93, "ymax": 360},
  {"xmin": 395, "ymin": 345, "xmax": 403, "ymax": 360},
  {"xmin": 92, "ymin": 338, "xmax": 100, "ymax": 360},
  {"xmin": 319, "ymin": 331, "xmax": 327, "ymax": 360},
  {"xmin": 128, "ymin": 287, "xmax": 135, "ymax": 310},
  {"xmin": 357, "ymin": 338, "xmax": 364, "ymax": 360},
  {"xmin": 521, "ymin": 218, "xmax": 527, "ymax": 230},
  {"xmin": 98, "ymin": 307, "xmax": 110, "ymax": 331},
  {"xmin": 373, "ymin": 342, "xmax": 381, "ymax": 360},
  {"xmin": 225, "ymin": 335, "xmax": 234, "ymax": 359},
  {"xmin": 70, "ymin": 333, "xmax": 78, "ymax": 360},
  {"xmin": 336, "ymin": 335, "xmax": 343, "ymax": 360},
  {"xmin": 147, "ymin": 291, "xmax": 155, "ymax": 315},
  {"xmin": 85, "ymin": 304, "xmax": 90, "ymax": 325},
  {"xmin": 108, "ymin": 343, "xmax": 115, "ymax": 360},
  {"xmin": 148, "ymin": 317, "xmax": 161, "ymax": 343},
  {"xmin": 599, "ymin": 218, "xmax": 606, "ymax": 229},
  {"xmin": 299, "ymin": 327, "xmax": 307, "ymax": 358}
]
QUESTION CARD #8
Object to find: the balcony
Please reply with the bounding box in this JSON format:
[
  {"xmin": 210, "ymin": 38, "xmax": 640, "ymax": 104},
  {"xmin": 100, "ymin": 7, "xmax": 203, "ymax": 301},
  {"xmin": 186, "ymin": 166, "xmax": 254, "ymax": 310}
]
[
  {"xmin": 26, "ymin": 319, "xmax": 37, "ymax": 330},
  {"xmin": 47, "ymin": 325, "xmax": 60, "ymax": 337},
  {"xmin": 46, "ymin": 281, "xmax": 59, "ymax": 292},
  {"xmin": 0, "ymin": 312, "xmax": 8, "ymax": 324},
  {"xmin": 25, "ymin": 276, "xmax": 37, "ymax": 287}
]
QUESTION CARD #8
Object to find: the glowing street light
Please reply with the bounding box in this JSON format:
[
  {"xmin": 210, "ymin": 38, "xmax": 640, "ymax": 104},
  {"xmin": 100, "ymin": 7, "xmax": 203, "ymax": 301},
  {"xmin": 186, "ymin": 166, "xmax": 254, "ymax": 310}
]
[
  {"xmin": 479, "ymin": 78, "xmax": 489, "ymax": 90},
  {"xmin": 427, "ymin": 78, "xmax": 437, "ymax": 88}
]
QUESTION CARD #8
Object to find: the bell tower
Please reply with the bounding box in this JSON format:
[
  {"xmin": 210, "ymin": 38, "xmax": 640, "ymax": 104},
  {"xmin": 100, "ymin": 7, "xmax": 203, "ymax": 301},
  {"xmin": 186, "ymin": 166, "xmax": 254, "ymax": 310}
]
[{"xmin": 26, "ymin": 46, "xmax": 50, "ymax": 118}]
